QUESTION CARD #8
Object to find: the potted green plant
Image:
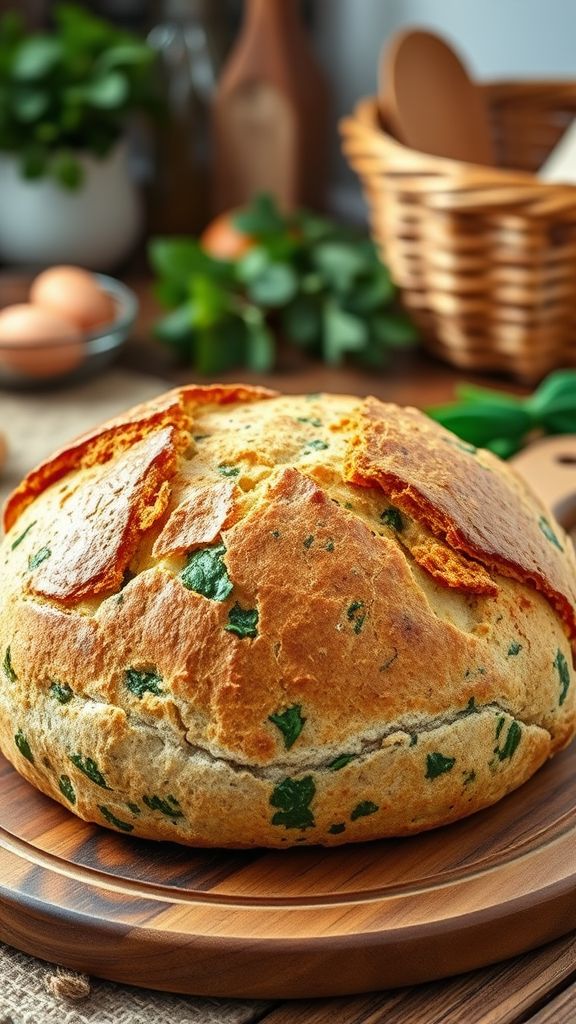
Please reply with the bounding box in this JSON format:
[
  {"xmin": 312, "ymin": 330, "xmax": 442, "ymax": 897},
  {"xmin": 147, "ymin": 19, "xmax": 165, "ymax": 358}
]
[{"xmin": 0, "ymin": 5, "xmax": 157, "ymax": 268}]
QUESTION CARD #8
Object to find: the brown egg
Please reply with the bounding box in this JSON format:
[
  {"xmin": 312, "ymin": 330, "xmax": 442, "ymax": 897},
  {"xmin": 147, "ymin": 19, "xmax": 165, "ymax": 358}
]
[
  {"xmin": 30, "ymin": 266, "xmax": 115, "ymax": 333},
  {"xmin": 0, "ymin": 304, "xmax": 85, "ymax": 379}
]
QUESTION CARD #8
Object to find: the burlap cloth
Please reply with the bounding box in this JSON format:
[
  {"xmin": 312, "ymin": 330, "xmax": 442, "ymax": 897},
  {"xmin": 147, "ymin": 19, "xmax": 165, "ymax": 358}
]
[{"xmin": 0, "ymin": 371, "xmax": 270, "ymax": 1024}]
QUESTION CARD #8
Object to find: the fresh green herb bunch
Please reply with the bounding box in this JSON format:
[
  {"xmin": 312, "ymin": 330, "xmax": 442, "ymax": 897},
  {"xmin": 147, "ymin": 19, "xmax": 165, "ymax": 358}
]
[
  {"xmin": 428, "ymin": 370, "xmax": 576, "ymax": 459},
  {"xmin": 150, "ymin": 194, "xmax": 418, "ymax": 374},
  {"xmin": 0, "ymin": 5, "xmax": 157, "ymax": 190}
]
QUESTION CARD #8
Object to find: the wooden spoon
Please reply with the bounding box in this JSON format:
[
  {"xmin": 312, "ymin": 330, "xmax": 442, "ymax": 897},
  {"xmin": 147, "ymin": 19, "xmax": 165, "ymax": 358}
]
[{"xmin": 379, "ymin": 29, "xmax": 495, "ymax": 166}]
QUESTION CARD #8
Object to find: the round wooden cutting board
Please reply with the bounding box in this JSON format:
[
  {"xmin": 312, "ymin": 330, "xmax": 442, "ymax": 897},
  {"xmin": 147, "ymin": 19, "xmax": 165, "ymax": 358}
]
[{"xmin": 0, "ymin": 437, "xmax": 575, "ymax": 999}]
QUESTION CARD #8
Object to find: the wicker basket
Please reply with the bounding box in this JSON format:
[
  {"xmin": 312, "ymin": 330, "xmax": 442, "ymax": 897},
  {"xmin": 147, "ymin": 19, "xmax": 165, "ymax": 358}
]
[{"xmin": 340, "ymin": 82, "xmax": 576, "ymax": 381}]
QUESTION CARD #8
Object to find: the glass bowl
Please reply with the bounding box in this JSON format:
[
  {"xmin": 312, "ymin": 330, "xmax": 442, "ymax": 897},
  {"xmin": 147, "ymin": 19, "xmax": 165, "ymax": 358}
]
[{"xmin": 0, "ymin": 274, "xmax": 138, "ymax": 390}]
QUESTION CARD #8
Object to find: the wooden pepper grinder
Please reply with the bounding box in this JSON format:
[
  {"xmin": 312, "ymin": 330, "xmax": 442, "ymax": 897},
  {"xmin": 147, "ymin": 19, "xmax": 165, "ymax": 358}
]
[{"xmin": 211, "ymin": 0, "xmax": 330, "ymax": 214}]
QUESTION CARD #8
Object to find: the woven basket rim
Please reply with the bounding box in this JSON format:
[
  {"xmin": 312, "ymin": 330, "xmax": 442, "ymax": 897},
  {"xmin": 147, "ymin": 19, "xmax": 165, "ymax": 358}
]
[
  {"xmin": 338, "ymin": 80, "xmax": 576, "ymax": 381},
  {"xmin": 340, "ymin": 92, "xmax": 576, "ymax": 197}
]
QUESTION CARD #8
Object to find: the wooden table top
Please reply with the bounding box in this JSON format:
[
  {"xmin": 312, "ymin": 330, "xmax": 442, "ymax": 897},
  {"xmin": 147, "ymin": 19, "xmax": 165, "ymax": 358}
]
[{"xmin": 0, "ymin": 272, "xmax": 575, "ymax": 1023}]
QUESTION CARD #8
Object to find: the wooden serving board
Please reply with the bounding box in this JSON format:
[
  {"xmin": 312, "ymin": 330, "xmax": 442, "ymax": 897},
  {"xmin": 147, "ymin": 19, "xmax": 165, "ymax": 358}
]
[{"xmin": 0, "ymin": 437, "xmax": 575, "ymax": 999}]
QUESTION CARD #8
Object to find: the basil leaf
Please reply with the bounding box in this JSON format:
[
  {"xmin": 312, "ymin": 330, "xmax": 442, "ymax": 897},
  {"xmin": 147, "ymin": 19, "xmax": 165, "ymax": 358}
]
[
  {"xmin": 143, "ymin": 794, "xmax": 183, "ymax": 819},
  {"xmin": 190, "ymin": 275, "xmax": 230, "ymax": 329},
  {"xmin": 456, "ymin": 383, "xmax": 526, "ymax": 408},
  {"xmin": 15, "ymin": 731, "xmax": 33, "ymax": 763},
  {"xmin": 12, "ymin": 36, "xmax": 62, "ymax": 80},
  {"xmin": 99, "ymin": 805, "xmax": 134, "ymax": 832},
  {"xmin": 154, "ymin": 303, "xmax": 194, "ymax": 345},
  {"xmin": 69, "ymin": 753, "xmax": 109, "ymax": 789},
  {"xmin": 28, "ymin": 546, "xmax": 51, "ymax": 570},
  {"xmin": 425, "ymin": 752, "xmax": 456, "ymax": 779},
  {"xmin": 244, "ymin": 317, "xmax": 275, "ymax": 372},
  {"xmin": 380, "ymin": 506, "xmax": 403, "ymax": 531},
  {"xmin": 485, "ymin": 436, "xmax": 524, "ymax": 459},
  {"xmin": 180, "ymin": 544, "xmax": 233, "ymax": 602},
  {"xmin": 58, "ymin": 774, "xmax": 76, "ymax": 804},
  {"xmin": 303, "ymin": 438, "xmax": 328, "ymax": 453},
  {"xmin": 428, "ymin": 405, "xmax": 532, "ymax": 447},
  {"xmin": 225, "ymin": 603, "xmax": 259, "ymax": 639},
  {"xmin": 538, "ymin": 516, "xmax": 563, "ymax": 551},
  {"xmin": 555, "ymin": 649, "xmax": 570, "ymax": 706},
  {"xmin": 50, "ymin": 681, "xmax": 73, "ymax": 704},
  {"xmin": 11, "ymin": 520, "xmax": 36, "ymax": 550},
  {"xmin": 50, "ymin": 151, "xmax": 83, "ymax": 190},
  {"xmin": 464, "ymin": 697, "xmax": 480, "ymax": 714},
  {"xmin": 268, "ymin": 704, "xmax": 305, "ymax": 749},
  {"xmin": 347, "ymin": 600, "xmax": 366, "ymax": 635},
  {"xmin": 507, "ymin": 641, "xmax": 522, "ymax": 657},
  {"xmin": 270, "ymin": 776, "xmax": 315, "ymax": 829},
  {"xmin": 528, "ymin": 370, "xmax": 576, "ymax": 423},
  {"xmin": 234, "ymin": 194, "xmax": 284, "ymax": 237},
  {"xmin": 3, "ymin": 646, "xmax": 17, "ymax": 683},
  {"xmin": 313, "ymin": 241, "xmax": 369, "ymax": 293},
  {"xmin": 125, "ymin": 668, "xmax": 163, "ymax": 699},
  {"xmin": 328, "ymin": 753, "xmax": 357, "ymax": 771},
  {"xmin": 20, "ymin": 145, "xmax": 47, "ymax": 180},
  {"xmin": 348, "ymin": 269, "xmax": 394, "ymax": 313},
  {"xmin": 370, "ymin": 312, "xmax": 418, "ymax": 347},
  {"xmin": 149, "ymin": 238, "xmax": 217, "ymax": 288},
  {"xmin": 12, "ymin": 88, "xmax": 48, "ymax": 122},
  {"xmin": 323, "ymin": 300, "xmax": 367, "ymax": 365},
  {"xmin": 195, "ymin": 321, "xmax": 244, "ymax": 375},
  {"xmin": 494, "ymin": 721, "xmax": 522, "ymax": 761},
  {"xmin": 350, "ymin": 800, "xmax": 378, "ymax": 820},
  {"xmin": 236, "ymin": 247, "xmax": 270, "ymax": 284},
  {"xmin": 217, "ymin": 463, "xmax": 240, "ymax": 477},
  {"xmin": 85, "ymin": 71, "xmax": 129, "ymax": 109},
  {"xmin": 96, "ymin": 43, "xmax": 154, "ymax": 72},
  {"xmin": 247, "ymin": 263, "xmax": 298, "ymax": 308},
  {"xmin": 282, "ymin": 297, "xmax": 320, "ymax": 346}
]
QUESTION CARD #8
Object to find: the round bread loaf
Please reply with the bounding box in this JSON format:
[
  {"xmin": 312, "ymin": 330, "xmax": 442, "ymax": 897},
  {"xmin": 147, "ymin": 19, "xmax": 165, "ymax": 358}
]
[{"xmin": 0, "ymin": 384, "xmax": 575, "ymax": 847}]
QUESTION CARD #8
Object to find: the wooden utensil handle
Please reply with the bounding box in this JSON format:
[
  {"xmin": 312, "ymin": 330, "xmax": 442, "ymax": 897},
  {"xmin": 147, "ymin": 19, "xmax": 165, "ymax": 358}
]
[{"xmin": 512, "ymin": 435, "xmax": 576, "ymax": 530}]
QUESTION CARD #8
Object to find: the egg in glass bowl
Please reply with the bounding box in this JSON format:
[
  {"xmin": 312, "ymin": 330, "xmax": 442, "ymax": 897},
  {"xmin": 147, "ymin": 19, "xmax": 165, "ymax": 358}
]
[{"xmin": 0, "ymin": 267, "xmax": 138, "ymax": 389}]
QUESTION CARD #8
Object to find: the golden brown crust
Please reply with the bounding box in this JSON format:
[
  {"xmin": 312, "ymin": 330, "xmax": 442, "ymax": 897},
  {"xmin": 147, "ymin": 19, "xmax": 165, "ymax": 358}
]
[
  {"xmin": 3, "ymin": 383, "xmax": 277, "ymax": 531},
  {"xmin": 398, "ymin": 527, "xmax": 498, "ymax": 595},
  {"xmin": 178, "ymin": 383, "xmax": 278, "ymax": 406},
  {"xmin": 152, "ymin": 481, "xmax": 237, "ymax": 558},
  {"xmin": 3, "ymin": 391, "xmax": 187, "ymax": 531},
  {"xmin": 29, "ymin": 428, "xmax": 179, "ymax": 602},
  {"xmin": 345, "ymin": 397, "xmax": 576, "ymax": 642},
  {"xmin": 0, "ymin": 387, "xmax": 574, "ymax": 848}
]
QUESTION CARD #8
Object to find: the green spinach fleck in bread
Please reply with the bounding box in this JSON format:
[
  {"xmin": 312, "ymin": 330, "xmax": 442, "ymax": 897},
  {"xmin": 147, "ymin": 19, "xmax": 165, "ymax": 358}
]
[{"xmin": 0, "ymin": 384, "xmax": 574, "ymax": 847}]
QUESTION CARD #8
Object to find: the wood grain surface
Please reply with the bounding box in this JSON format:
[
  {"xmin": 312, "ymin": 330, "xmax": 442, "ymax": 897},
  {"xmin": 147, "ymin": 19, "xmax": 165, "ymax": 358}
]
[{"xmin": 257, "ymin": 931, "xmax": 576, "ymax": 1023}]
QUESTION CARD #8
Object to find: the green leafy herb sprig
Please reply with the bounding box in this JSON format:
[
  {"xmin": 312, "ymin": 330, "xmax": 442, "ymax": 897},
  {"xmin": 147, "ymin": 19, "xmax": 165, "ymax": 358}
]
[
  {"xmin": 428, "ymin": 370, "xmax": 576, "ymax": 459},
  {"xmin": 0, "ymin": 5, "xmax": 157, "ymax": 190},
  {"xmin": 150, "ymin": 194, "xmax": 418, "ymax": 374}
]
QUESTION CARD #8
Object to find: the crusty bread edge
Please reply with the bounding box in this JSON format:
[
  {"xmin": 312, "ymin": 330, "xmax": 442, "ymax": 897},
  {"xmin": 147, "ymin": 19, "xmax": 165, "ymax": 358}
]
[{"xmin": 0, "ymin": 682, "xmax": 557, "ymax": 848}]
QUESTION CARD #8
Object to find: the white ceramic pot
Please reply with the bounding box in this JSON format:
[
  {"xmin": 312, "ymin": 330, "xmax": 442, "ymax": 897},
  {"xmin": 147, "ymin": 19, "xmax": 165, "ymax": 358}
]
[{"xmin": 0, "ymin": 140, "xmax": 143, "ymax": 270}]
